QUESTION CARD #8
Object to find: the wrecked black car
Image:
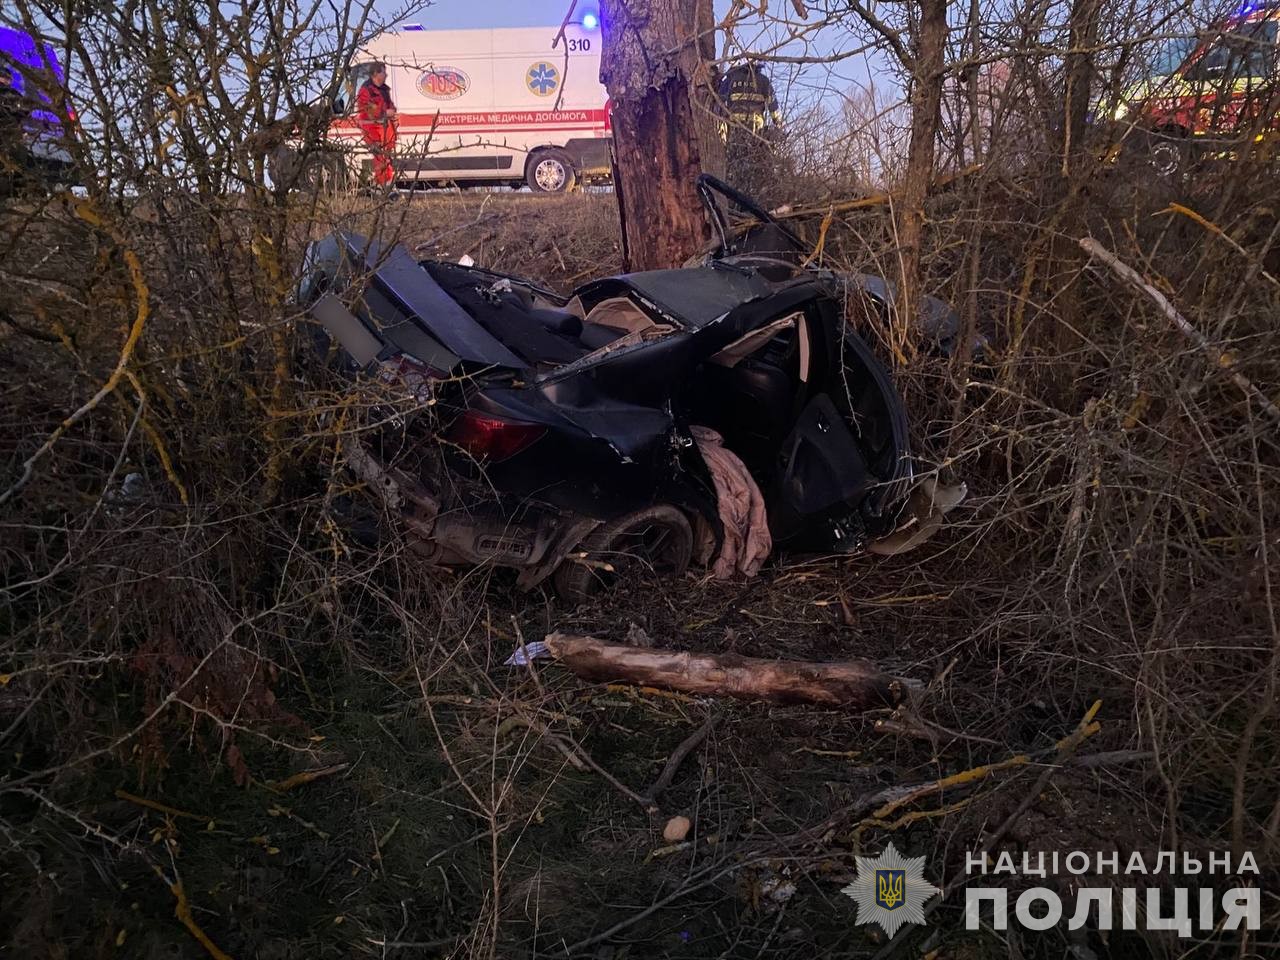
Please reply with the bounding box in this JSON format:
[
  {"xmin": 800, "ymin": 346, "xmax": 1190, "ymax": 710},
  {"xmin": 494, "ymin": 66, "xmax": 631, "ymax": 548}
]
[{"xmin": 297, "ymin": 176, "xmax": 964, "ymax": 599}]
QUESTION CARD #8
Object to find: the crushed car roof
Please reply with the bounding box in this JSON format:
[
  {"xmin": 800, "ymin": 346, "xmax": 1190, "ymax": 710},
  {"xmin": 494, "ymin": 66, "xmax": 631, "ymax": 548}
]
[{"xmin": 576, "ymin": 265, "xmax": 777, "ymax": 328}]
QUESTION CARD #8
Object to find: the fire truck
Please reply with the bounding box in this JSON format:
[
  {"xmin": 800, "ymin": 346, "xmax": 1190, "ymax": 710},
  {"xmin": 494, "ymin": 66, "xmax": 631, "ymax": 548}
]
[
  {"xmin": 324, "ymin": 20, "xmax": 610, "ymax": 192},
  {"xmin": 1116, "ymin": 3, "xmax": 1280, "ymax": 175}
]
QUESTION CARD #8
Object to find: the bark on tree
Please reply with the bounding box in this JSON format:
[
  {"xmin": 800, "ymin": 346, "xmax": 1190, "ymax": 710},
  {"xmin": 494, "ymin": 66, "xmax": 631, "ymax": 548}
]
[
  {"xmin": 690, "ymin": 0, "xmax": 725, "ymax": 181},
  {"xmin": 600, "ymin": 0, "xmax": 719, "ymax": 271},
  {"xmin": 1045, "ymin": 0, "xmax": 1103, "ymax": 371},
  {"xmin": 894, "ymin": 0, "xmax": 948, "ymax": 359},
  {"xmin": 1061, "ymin": 0, "xmax": 1102, "ymax": 178}
]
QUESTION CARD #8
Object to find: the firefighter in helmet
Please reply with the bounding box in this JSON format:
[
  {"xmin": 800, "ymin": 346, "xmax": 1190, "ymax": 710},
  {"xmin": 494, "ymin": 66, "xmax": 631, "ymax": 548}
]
[{"xmin": 716, "ymin": 62, "xmax": 781, "ymax": 142}]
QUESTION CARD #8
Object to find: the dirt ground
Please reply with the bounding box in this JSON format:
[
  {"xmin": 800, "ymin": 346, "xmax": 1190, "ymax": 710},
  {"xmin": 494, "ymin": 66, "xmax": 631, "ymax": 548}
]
[{"xmin": 11, "ymin": 555, "xmax": 1155, "ymax": 959}]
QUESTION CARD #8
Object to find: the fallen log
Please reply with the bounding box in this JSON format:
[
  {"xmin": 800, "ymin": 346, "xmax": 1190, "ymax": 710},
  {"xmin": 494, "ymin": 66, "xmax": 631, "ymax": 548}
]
[{"xmin": 510, "ymin": 632, "xmax": 912, "ymax": 712}]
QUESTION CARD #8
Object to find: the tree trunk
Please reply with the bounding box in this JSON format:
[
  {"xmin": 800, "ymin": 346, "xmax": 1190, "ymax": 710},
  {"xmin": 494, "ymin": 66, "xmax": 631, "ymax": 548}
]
[
  {"xmin": 690, "ymin": 0, "xmax": 725, "ymax": 180},
  {"xmin": 1044, "ymin": 0, "xmax": 1102, "ymax": 376},
  {"xmin": 894, "ymin": 0, "xmax": 948, "ymax": 360},
  {"xmin": 1060, "ymin": 0, "xmax": 1102, "ymax": 178},
  {"xmin": 600, "ymin": 0, "xmax": 716, "ymax": 270}
]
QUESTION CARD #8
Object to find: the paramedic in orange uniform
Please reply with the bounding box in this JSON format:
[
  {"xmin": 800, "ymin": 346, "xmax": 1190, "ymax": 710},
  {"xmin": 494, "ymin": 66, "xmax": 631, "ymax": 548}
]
[{"xmin": 356, "ymin": 62, "xmax": 397, "ymax": 188}]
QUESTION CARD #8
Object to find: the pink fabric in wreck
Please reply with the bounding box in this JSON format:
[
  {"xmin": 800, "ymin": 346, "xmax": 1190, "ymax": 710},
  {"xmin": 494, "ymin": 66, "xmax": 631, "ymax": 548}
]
[{"xmin": 690, "ymin": 425, "xmax": 772, "ymax": 579}]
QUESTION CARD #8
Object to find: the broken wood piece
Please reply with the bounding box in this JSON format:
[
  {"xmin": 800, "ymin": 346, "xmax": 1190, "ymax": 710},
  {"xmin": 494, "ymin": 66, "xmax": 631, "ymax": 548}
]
[
  {"xmin": 538, "ymin": 633, "xmax": 910, "ymax": 712},
  {"xmin": 266, "ymin": 762, "xmax": 348, "ymax": 793}
]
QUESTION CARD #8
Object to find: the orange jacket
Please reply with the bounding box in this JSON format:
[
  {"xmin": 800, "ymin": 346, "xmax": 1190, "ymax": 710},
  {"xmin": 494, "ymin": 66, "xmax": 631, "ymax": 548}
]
[{"xmin": 356, "ymin": 79, "xmax": 395, "ymax": 128}]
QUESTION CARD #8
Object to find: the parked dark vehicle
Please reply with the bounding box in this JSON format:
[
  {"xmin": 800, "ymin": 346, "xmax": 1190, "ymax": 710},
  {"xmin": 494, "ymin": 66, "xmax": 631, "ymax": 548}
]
[{"xmin": 298, "ymin": 176, "xmax": 964, "ymax": 599}]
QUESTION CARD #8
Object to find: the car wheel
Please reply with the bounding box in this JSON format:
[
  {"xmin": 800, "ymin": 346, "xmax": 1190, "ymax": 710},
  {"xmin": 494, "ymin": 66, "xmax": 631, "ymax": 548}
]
[
  {"xmin": 1145, "ymin": 129, "xmax": 1189, "ymax": 180},
  {"xmin": 553, "ymin": 504, "xmax": 693, "ymax": 602},
  {"xmin": 526, "ymin": 149, "xmax": 577, "ymax": 193}
]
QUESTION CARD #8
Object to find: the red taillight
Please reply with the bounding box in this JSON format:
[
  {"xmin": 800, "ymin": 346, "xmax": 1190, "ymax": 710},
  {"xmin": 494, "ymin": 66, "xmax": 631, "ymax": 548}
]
[{"xmin": 448, "ymin": 410, "xmax": 546, "ymax": 462}]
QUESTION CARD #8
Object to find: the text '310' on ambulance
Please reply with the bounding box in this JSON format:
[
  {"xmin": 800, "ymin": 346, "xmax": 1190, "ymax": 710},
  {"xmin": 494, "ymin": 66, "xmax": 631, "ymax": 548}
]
[{"xmin": 330, "ymin": 19, "xmax": 611, "ymax": 192}]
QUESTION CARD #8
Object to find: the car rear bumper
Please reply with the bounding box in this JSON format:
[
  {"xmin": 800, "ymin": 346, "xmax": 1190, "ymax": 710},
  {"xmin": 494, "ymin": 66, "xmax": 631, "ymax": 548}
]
[{"xmin": 341, "ymin": 436, "xmax": 602, "ymax": 589}]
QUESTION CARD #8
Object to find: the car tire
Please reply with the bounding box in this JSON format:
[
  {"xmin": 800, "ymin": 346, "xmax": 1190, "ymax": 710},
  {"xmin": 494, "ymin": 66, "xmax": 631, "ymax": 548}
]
[
  {"xmin": 1144, "ymin": 128, "xmax": 1190, "ymax": 180},
  {"xmin": 553, "ymin": 504, "xmax": 693, "ymax": 602},
  {"xmin": 526, "ymin": 148, "xmax": 577, "ymax": 194}
]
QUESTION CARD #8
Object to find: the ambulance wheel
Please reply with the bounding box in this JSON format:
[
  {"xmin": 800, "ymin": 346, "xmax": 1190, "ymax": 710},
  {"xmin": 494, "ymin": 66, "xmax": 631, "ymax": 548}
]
[{"xmin": 527, "ymin": 149, "xmax": 576, "ymax": 193}]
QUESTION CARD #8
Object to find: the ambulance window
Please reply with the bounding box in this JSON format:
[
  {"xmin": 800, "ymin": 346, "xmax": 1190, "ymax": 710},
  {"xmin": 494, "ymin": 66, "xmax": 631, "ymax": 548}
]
[{"xmin": 344, "ymin": 63, "xmax": 377, "ymax": 107}]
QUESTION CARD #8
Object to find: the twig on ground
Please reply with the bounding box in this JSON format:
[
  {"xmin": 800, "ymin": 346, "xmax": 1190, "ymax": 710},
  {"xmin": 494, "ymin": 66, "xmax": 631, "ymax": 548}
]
[
  {"xmin": 114, "ymin": 789, "xmax": 211, "ymax": 823},
  {"xmin": 564, "ymin": 854, "xmax": 786, "ymax": 954},
  {"xmin": 18, "ymin": 789, "xmax": 232, "ymax": 960},
  {"xmin": 168, "ymin": 876, "xmax": 234, "ymax": 960},
  {"xmin": 266, "ymin": 763, "xmax": 348, "ymax": 793},
  {"xmin": 412, "ymin": 196, "xmax": 496, "ymax": 253},
  {"xmin": 642, "ymin": 715, "xmax": 719, "ymax": 806},
  {"xmin": 867, "ymin": 702, "xmax": 1105, "ymax": 959},
  {"xmin": 536, "ymin": 719, "xmax": 657, "ymax": 813}
]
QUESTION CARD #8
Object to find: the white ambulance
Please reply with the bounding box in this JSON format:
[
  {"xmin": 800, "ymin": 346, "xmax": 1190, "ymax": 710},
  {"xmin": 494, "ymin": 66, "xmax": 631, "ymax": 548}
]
[{"xmin": 329, "ymin": 20, "xmax": 611, "ymax": 192}]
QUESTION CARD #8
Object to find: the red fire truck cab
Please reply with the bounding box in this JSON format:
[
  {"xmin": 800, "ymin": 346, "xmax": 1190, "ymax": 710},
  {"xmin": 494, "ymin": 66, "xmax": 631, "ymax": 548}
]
[{"xmin": 1116, "ymin": 3, "xmax": 1280, "ymax": 174}]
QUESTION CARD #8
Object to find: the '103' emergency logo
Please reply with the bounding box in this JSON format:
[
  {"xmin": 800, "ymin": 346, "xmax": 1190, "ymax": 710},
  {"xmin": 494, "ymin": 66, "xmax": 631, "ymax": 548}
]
[{"xmin": 417, "ymin": 66, "xmax": 469, "ymax": 100}]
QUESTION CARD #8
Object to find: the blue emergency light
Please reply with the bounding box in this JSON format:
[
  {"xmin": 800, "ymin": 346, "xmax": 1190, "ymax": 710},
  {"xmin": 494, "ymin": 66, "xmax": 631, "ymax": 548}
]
[
  {"xmin": 0, "ymin": 25, "xmax": 67, "ymax": 124},
  {"xmin": 1231, "ymin": 0, "xmax": 1272, "ymax": 17},
  {"xmin": 582, "ymin": 11, "xmax": 599, "ymax": 29}
]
